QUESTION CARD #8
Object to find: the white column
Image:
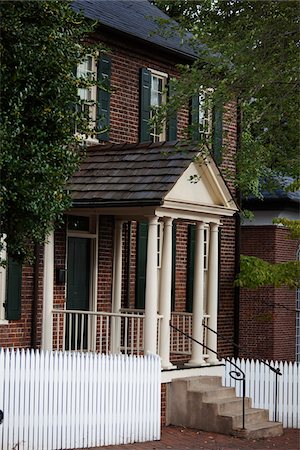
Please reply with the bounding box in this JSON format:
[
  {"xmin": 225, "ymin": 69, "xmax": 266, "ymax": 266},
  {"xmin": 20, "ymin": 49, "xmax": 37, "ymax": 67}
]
[
  {"xmin": 187, "ymin": 221, "xmax": 206, "ymax": 366},
  {"xmin": 42, "ymin": 230, "xmax": 54, "ymax": 351},
  {"xmin": 144, "ymin": 216, "xmax": 158, "ymax": 355},
  {"xmin": 207, "ymin": 222, "xmax": 219, "ymax": 364},
  {"xmin": 159, "ymin": 217, "xmax": 174, "ymax": 369},
  {"xmin": 111, "ymin": 219, "xmax": 123, "ymax": 353}
]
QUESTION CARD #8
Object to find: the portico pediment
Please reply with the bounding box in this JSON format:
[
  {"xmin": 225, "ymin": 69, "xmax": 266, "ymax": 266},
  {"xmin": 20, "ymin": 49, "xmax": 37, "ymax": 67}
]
[{"xmin": 164, "ymin": 155, "xmax": 238, "ymax": 214}]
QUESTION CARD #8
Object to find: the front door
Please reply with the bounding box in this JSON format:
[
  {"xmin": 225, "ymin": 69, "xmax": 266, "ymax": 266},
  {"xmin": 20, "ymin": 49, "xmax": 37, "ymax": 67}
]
[{"xmin": 66, "ymin": 237, "xmax": 90, "ymax": 350}]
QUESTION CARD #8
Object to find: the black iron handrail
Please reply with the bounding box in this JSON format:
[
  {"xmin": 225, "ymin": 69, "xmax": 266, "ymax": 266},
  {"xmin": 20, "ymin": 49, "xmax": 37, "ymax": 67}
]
[
  {"xmin": 170, "ymin": 322, "xmax": 247, "ymax": 430},
  {"xmin": 202, "ymin": 322, "xmax": 282, "ymax": 422}
]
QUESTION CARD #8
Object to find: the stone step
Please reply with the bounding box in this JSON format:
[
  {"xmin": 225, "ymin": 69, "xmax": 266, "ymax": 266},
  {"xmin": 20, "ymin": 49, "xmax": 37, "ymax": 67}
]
[
  {"xmin": 202, "ymin": 396, "xmax": 252, "ymax": 414},
  {"xmin": 189, "ymin": 386, "xmax": 237, "ymax": 402},
  {"xmin": 183, "ymin": 376, "xmax": 223, "ymax": 390},
  {"xmin": 168, "ymin": 375, "xmax": 283, "ymax": 439},
  {"xmin": 220, "ymin": 407, "xmax": 269, "ymax": 429},
  {"xmin": 233, "ymin": 421, "xmax": 284, "ymax": 439}
]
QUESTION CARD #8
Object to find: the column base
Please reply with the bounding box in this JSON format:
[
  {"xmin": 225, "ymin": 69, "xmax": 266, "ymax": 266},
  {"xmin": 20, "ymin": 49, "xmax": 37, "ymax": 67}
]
[
  {"xmin": 206, "ymin": 358, "xmax": 220, "ymax": 365},
  {"xmin": 161, "ymin": 362, "xmax": 176, "ymax": 370},
  {"xmin": 185, "ymin": 360, "xmax": 209, "ymax": 367}
]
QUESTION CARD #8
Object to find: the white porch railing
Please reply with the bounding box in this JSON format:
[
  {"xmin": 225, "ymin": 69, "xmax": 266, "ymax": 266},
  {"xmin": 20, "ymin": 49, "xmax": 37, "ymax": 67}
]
[
  {"xmin": 170, "ymin": 312, "xmax": 210, "ymax": 356},
  {"xmin": 52, "ymin": 309, "xmax": 163, "ymax": 356}
]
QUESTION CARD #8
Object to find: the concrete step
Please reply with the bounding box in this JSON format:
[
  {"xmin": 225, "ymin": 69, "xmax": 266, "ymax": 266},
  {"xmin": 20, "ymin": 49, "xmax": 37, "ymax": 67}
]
[
  {"xmin": 183, "ymin": 376, "xmax": 222, "ymax": 390},
  {"xmin": 189, "ymin": 386, "xmax": 237, "ymax": 402},
  {"xmin": 168, "ymin": 375, "xmax": 283, "ymax": 439},
  {"xmin": 202, "ymin": 396, "xmax": 252, "ymax": 415},
  {"xmin": 233, "ymin": 421, "xmax": 284, "ymax": 439},
  {"xmin": 220, "ymin": 407, "xmax": 269, "ymax": 429}
]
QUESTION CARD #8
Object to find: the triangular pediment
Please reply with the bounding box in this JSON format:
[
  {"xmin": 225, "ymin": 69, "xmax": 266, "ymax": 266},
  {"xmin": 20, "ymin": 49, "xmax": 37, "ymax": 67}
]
[{"xmin": 164, "ymin": 156, "xmax": 237, "ymax": 211}]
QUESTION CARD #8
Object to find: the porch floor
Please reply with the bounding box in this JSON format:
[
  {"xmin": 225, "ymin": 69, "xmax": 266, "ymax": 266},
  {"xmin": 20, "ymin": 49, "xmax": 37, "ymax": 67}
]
[{"xmin": 78, "ymin": 426, "xmax": 299, "ymax": 450}]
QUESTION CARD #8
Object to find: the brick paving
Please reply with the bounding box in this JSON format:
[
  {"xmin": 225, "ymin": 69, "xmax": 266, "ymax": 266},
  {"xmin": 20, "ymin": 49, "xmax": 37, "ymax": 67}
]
[{"xmin": 94, "ymin": 426, "xmax": 300, "ymax": 450}]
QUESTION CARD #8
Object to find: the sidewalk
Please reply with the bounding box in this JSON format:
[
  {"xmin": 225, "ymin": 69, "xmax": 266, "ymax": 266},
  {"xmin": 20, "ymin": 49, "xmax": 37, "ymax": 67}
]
[{"xmin": 97, "ymin": 426, "xmax": 300, "ymax": 450}]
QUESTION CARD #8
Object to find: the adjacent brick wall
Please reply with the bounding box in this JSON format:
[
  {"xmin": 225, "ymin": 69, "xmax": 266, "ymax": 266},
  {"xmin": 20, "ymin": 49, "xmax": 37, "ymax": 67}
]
[{"xmin": 240, "ymin": 225, "xmax": 299, "ymax": 362}]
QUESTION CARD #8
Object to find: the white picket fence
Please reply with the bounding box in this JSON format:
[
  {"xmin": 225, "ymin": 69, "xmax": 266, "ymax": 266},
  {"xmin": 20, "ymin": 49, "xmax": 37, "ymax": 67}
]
[
  {"xmin": 223, "ymin": 357, "xmax": 300, "ymax": 429},
  {"xmin": 0, "ymin": 348, "xmax": 161, "ymax": 450}
]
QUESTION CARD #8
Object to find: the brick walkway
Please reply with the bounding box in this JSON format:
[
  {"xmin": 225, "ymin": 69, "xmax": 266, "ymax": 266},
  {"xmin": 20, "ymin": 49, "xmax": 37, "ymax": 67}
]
[{"xmin": 95, "ymin": 426, "xmax": 300, "ymax": 450}]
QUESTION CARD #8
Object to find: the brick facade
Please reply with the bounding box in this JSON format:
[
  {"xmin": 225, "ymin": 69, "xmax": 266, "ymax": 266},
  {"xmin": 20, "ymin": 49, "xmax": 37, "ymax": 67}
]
[
  {"xmin": 240, "ymin": 225, "xmax": 299, "ymax": 362},
  {"xmin": 0, "ymin": 22, "xmax": 238, "ymax": 361}
]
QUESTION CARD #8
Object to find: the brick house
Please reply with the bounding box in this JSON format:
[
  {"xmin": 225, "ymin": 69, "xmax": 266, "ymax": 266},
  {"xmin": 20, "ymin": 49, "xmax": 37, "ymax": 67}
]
[
  {"xmin": 0, "ymin": 0, "xmax": 240, "ymax": 426},
  {"xmin": 240, "ymin": 182, "xmax": 300, "ymax": 362}
]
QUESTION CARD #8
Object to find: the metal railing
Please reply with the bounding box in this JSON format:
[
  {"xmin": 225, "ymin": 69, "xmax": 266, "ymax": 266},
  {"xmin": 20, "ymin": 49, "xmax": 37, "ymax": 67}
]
[
  {"xmin": 170, "ymin": 322, "xmax": 247, "ymax": 430},
  {"xmin": 203, "ymin": 322, "xmax": 282, "ymax": 422}
]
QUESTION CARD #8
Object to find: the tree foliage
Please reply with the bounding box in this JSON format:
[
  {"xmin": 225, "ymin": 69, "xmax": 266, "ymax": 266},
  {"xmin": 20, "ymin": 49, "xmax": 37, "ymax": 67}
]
[
  {"xmin": 153, "ymin": 0, "xmax": 300, "ymax": 196},
  {"xmin": 0, "ymin": 1, "xmax": 102, "ymax": 261},
  {"xmin": 235, "ymin": 255, "xmax": 300, "ymax": 289}
]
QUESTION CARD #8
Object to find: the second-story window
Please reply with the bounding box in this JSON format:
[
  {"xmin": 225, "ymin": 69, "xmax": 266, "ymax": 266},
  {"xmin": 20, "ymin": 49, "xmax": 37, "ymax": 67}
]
[
  {"xmin": 150, "ymin": 71, "xmax": 167, "ymax": 142},
  {"xmin": 191, "ymin": 90, "xmax": 223, "ymax": 164},
  {"xmin": 77, "ymin": 56, "xmax": 97, "ymax": 131},
  {"xmin": 75, "ymin": 54, "xmax": 111, "ymax": 143},
  {"xmin": 140, "ymin": 67, "xmax": 177, "ymax": 143}
]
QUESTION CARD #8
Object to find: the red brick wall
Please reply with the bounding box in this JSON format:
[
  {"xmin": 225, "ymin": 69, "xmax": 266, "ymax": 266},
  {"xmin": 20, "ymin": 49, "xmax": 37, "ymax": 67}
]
[
  {"xmin": 240, "ymin": 225, "xmax": 299, "ymax": 361},
  {"xmin": 0, "ymin": 36, "xmax": 238, "ymax": 357}
]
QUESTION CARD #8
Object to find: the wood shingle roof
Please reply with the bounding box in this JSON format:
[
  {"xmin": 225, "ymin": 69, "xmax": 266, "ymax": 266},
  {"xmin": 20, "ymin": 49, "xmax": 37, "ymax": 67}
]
[{"xmin": 68, "ymin": 141, "xmax": 199, "ymax": 207}]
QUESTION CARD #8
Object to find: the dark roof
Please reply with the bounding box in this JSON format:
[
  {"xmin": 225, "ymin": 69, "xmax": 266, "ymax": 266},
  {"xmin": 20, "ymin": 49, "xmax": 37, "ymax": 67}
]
[
  {"xmin": 72, "ymin": 0, "xmax": 198, "ymax": 60},
  {"xmin": 68, "ymin": 141, "xmax": 199, "ymax": 207},
  {"xmin": 243, "ymin": 177, "xmax": 300, "ymax": 209}
]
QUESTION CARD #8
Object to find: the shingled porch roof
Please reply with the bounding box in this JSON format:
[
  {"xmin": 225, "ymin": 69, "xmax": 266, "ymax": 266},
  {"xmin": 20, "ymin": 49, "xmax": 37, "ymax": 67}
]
[{"xmin": 68, "ymin": 141, "xmax": 200, "ymax": 207}]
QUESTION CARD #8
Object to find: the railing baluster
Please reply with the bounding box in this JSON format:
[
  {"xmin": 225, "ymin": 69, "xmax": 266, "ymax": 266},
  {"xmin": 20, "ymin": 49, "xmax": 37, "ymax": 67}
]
[
  {"xmin": 137, "ymin": 317, "xmax": 140, "ymax": 355},
  {"xmin": 106, "ymin": 316, "xmax": 109, "ymax": 354},
  {"xmin": 124, "ymin": 317, "xmax": 128, "ymax": 354},
  {"xmin": 56, "ymin": 313, "xmax": 59, "ymax": 351},
  {"xmin": 100, "ymin": 315, "xmax": 103, "ymax": 353}
]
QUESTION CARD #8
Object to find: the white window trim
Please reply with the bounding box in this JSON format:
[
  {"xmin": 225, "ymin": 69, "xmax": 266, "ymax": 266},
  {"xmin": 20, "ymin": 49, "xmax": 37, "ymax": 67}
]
[
  {"xmin": 75, "ymin": 55, "xmax": 98, "ymax": 143},
  {"xmin": 0, "ymin": 238, "xmax": 8, "ymax": 323},
  {"xmin": 148, "ymin": 68, "xmax": 168, "ymax": 142},
  {"xmin": 198, "ymin": 89, "xmax": 213, "ymax": 141}
]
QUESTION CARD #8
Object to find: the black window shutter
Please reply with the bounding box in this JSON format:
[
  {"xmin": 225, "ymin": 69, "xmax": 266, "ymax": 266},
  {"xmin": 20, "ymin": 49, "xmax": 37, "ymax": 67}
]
[
  {"xmin": 5, "ymin": 257, "xmax": 22, "ymax": 320},
  {"xmin": 135, "ymin": 222, "xmax": 148, "ymax": 309},
  {"xmin": 167, "ymin": 79, "xmax": 177, "ymax": 141},
  {"xmin": 97, "ymin": 55, "xmax": 111, "ymax": 141},
  {"xmin": 213, "ymin": 105, "xmax": 223, "ymax": 164},
  {"xmin": 139, "ymin": 68, "xmax": 151, "ymax": 142},
  {"xmin": 186, "ymin": 224, "xmax": 196, "ymax": 313},
  {"xmin": 191, "ymin": 94, "xmax": 200, "ymax": 141}
]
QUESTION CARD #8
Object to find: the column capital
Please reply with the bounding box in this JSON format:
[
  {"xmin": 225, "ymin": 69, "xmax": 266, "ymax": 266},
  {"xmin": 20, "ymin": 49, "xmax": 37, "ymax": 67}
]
[
  {"xmin": 195, "ymin": 221, "xmax": 205, "ymax": 230},
  {"xmin": 209, "ymin": 222, "xmax": 219, "ymax": 232},
  {"xmin": 160, "ymin": 217, "xmax": 173, "ymax": 226},
  {"xmin": 146, "ymin": 216, "xmax": 158, "ymax": 226}
]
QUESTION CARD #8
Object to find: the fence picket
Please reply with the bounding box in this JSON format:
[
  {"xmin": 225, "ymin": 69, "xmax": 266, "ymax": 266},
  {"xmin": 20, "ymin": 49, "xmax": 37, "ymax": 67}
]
[
  {"xmin": 224, "ymin": 357, "xmax": 299, "ymax": 428},
  {"xmin": 0, "ymin": 349, "xmax": 160, "ymax": 450}
]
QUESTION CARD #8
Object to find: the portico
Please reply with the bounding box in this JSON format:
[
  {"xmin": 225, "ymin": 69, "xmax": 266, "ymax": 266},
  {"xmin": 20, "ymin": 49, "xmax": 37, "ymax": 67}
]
[{"xmin": 42, "ymin": 142, "xmax": 238, "ymax": 369}]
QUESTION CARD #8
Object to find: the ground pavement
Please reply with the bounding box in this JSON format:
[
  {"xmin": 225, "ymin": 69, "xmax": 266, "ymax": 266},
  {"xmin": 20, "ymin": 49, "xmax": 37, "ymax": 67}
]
[{"xmin": 94, "ymin": 426, "xmax": 300, "ymax": 450}]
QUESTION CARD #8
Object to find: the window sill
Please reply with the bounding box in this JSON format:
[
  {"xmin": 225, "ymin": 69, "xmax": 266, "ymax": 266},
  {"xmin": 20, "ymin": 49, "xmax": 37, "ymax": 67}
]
[{"xmin": 0, "ymin": 319, "xmax": 9, "ymax": 325}]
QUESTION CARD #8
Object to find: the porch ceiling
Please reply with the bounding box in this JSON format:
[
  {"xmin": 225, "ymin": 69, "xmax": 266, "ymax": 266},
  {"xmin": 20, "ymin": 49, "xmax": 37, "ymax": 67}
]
[{"xmin": 67, "ymin": 141, "xmax": 238, "ymax": 218}]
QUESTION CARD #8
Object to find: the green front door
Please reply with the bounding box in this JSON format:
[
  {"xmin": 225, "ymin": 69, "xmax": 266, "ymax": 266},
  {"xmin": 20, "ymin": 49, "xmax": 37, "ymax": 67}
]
[{"xmin": 66, "ymin": 237, "xmax": 90, "ymax": 349}]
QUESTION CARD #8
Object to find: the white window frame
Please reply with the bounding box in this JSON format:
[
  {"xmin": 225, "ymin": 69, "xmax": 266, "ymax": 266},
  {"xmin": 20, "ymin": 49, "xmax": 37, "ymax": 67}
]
[
  {"xmin": 198, "ymin": 89, "xmax": 213, "ymax": 141},
  {"xmin": 148, "ymin": 68, "xmax": 168, "ymax": 142},
  {"xmin": 76, "ymin": 55, "xmax": 99, "ymax": 145},
  {"xmin": 157, "ymin": 222, "xmax": 163, "ymax": 269},
  {"xmin": 0, "ymin": 238, "xmax": 8, "ymax": 323}
]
